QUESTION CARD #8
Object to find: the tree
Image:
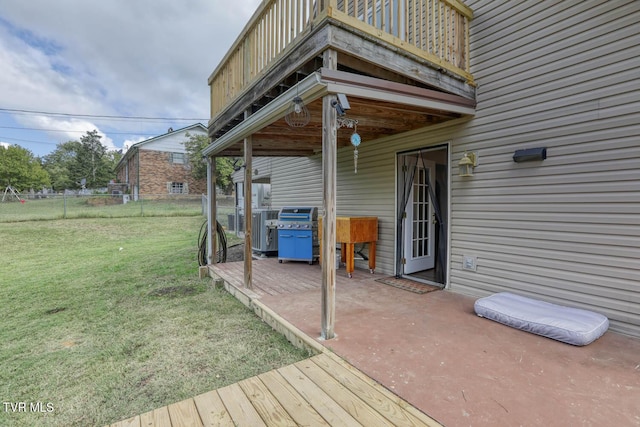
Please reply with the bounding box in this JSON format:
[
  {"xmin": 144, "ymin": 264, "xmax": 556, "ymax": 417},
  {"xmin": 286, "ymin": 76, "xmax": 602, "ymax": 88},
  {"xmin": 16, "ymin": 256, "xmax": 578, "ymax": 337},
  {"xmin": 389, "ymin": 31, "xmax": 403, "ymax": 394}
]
[
  {"xmin": 0, "ymin": 145, "xmax": 50, "ymax": 192},
  {"xmin": 42, "ymin": 140, "xmax": 81, "ymax": 190},
  {"xmin": 43, "ymin": 131, "xmax": 121, "ymax": 190},
  {"xmin": 184, "ymin": 133, "xmax": 236, "ymax": 194},
  {"xmin": 71, "ymin": 130, "xmax": 110, "ymax": 188}
]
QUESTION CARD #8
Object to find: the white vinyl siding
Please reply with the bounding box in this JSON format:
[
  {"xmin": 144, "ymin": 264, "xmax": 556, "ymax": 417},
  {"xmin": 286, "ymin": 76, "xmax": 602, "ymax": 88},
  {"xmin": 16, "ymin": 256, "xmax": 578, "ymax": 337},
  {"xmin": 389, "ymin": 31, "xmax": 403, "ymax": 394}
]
[{"xmin": 143, "ymin": 127, "xmax": 207, "ymax": 153}]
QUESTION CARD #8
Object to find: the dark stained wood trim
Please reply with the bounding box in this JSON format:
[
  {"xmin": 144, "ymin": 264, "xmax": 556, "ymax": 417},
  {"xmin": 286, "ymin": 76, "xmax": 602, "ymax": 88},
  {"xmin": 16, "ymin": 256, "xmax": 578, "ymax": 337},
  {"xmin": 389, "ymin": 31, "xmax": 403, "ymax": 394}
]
[{"xmin": 320, "ymin": 68, "xmax": 477, "ymax": 108}]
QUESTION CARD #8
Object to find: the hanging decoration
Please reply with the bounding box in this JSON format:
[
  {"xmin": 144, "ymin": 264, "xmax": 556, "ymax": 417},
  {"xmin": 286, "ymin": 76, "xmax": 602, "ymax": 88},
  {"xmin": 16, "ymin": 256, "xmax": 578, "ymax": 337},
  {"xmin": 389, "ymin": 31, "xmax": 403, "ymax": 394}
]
[
  {"xmin": 285, "ymin": 83, "xmax": 310, "ymax": 127},
  {"xmin": 285, "ymin": 96, "xmax": 310, "ymax": 127},
  {"xmin": 337, "ymin": 117, "xmax": 360, "ymax": 173},
  {"xmin": 351, "ymin": 129, "xmax": 361, "ymax": 174}
]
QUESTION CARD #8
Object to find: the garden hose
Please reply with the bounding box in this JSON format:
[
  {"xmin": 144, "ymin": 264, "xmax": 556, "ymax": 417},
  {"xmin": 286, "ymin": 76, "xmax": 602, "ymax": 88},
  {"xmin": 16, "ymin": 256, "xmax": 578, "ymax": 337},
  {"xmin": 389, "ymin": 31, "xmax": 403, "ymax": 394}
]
[{"xmin": 198, "ymin": 220, "xmax": 227, "ymax": 265}]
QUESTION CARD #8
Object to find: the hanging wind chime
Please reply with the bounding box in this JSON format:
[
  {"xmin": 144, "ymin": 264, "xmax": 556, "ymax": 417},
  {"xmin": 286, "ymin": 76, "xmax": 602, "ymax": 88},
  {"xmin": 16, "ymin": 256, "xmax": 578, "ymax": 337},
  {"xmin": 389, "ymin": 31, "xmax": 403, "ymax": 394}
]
[
  {"xmin": 351, "ymin": 124, "xmax": 361, "ymax": 174},
  {"xmin": 338, "ymin": 117, "xmax": 360, "ymax": 173}
]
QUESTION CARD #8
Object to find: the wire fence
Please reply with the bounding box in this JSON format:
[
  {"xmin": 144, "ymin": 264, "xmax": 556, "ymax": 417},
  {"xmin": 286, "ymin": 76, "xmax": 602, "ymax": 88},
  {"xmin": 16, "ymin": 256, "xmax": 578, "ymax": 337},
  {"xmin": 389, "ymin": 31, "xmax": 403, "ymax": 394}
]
[{"xmin": 0, "ymin": 193, "xmax": 236, "ymax": 223}]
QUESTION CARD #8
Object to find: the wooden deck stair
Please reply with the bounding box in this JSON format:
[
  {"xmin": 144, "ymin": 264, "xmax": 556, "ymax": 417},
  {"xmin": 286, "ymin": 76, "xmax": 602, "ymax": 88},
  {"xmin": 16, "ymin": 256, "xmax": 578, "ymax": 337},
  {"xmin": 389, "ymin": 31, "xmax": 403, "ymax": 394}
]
[{"xmin": 109, "ymin": 352, "xmax": 441, "ymax": 426}]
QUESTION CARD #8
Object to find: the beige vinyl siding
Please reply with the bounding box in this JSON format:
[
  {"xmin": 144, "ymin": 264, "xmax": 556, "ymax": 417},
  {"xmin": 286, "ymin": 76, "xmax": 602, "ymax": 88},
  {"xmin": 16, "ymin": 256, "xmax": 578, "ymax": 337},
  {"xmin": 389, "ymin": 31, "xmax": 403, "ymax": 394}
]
[
  {"xmin": 335, "ymin": 122, "xmax": 458, "ymax": 274},
  {"xmin": 271, "ymin": 156, "xmax": 323, "ymax": 208},
  {"xmin": 267, "ymin": 1, "xmax": 640, "ymax": 337},
  {"xmin": 231, "ymin": 157, "xmax": 273, "ymax": 183},
  {"xmin": 336, "ymin": 141, "xmax": 398, "ymax": 274},
  {"xmin": 452, "ymin": 0, "xmax": 640, "ymax": 337}
]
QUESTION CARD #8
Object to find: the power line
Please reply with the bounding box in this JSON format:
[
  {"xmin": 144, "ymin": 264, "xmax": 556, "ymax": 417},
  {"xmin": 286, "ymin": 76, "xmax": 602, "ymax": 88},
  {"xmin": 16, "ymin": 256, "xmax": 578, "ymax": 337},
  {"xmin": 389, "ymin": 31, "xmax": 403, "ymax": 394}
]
[
  {"xmin": 0, "ymin": 125, "xmax": 157, "ymax": 136},
  {"xmin": 0, "ymin": 107, "xmax": 208, "ymax": 122},
  {"xmin": 0, "ymin": 135, "xmax": 59, "ymax": 145}
]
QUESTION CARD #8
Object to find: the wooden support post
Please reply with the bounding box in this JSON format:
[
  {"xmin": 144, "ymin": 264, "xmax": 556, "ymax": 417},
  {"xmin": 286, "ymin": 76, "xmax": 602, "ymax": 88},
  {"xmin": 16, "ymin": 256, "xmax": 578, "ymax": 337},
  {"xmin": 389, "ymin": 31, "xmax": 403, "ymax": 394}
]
[
  {"xmin": 207, "ymin": 156, "xmax": 217, "ymax": 265},
  {"xmin": 321, "ymin": 49, "xmax": 338, "ymax": 340},
  {"xmin": 244, "ymin": 133, "xmax": 253, "ymax": 289},
  {"xmin": 321, "ymin": 95, "xmax": 337, "ymax": 340}
]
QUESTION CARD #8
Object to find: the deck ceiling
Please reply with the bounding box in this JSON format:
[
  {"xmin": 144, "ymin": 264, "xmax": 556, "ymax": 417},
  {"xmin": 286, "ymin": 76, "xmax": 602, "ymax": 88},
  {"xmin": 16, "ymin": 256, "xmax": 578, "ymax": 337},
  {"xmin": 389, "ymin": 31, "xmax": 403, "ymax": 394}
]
[{"xmin": 206, "ymin": 69, "xmax": 476, "ymax": 157}]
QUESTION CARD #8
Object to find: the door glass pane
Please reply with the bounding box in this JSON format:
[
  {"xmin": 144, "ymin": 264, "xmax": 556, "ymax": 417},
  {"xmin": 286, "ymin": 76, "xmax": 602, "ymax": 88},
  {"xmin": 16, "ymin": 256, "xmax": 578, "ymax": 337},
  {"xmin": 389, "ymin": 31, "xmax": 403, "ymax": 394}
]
[{"xmin": 411, "ymin": 166, "xmax": 430, "ymax": 259}]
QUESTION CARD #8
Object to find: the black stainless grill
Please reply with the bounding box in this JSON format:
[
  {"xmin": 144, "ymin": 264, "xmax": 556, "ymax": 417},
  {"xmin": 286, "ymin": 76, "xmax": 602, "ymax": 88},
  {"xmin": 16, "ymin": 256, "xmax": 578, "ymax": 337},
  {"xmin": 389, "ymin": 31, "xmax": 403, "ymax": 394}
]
[{"xmin": 277, "ymin": 207, "xmax": 318, "ymax": 264}]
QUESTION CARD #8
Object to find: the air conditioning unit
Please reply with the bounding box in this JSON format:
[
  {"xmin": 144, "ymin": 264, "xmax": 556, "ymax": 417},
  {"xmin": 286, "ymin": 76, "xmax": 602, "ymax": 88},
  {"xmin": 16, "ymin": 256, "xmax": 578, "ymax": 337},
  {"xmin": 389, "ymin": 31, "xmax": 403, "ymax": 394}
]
[{"xmin": 251, "ymin": 209, "xmax": 279, "ymax": 255}]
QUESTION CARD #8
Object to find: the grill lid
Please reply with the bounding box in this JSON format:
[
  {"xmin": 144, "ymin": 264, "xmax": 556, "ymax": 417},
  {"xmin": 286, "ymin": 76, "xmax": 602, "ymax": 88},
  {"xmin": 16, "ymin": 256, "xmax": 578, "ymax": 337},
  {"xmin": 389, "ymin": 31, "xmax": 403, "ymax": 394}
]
[{"xmin": 277, "ymin": 206, "xmax": 318, "ymax": 222}]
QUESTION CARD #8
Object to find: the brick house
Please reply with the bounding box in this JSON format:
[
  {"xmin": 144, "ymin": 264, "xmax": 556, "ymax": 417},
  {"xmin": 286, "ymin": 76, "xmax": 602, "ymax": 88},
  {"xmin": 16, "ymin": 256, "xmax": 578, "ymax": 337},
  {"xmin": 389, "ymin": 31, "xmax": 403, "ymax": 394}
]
[{"xmin": 114, "ymin": 124, "xmax": 207, "ymax": 198}]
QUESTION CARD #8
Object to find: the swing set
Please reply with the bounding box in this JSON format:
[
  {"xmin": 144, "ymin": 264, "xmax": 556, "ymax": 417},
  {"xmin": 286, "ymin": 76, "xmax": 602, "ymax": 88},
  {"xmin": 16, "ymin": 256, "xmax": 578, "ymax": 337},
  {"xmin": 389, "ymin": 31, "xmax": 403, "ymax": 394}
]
[{"xmin": 2, "ymin": 185, "xmax": 25, "ymax": 203}]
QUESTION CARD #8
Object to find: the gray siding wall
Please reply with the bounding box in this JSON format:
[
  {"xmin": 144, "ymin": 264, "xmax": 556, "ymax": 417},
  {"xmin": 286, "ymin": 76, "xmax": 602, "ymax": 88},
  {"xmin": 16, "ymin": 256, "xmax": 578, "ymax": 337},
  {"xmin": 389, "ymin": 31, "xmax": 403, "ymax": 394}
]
[
  {"xmin": 266, "ymin": 1, "xmax": 640, "ymax": 337},
  {"xmin": 232, "ymin": 157, "xmax": 273, "ymax": 183},
  {"xmin": 455, "ymin": 0, "xmax": 640, "ymax": 337},
  {"xmin": 271, "ymin": 156, "xmax": 323, "ymax": 208}
]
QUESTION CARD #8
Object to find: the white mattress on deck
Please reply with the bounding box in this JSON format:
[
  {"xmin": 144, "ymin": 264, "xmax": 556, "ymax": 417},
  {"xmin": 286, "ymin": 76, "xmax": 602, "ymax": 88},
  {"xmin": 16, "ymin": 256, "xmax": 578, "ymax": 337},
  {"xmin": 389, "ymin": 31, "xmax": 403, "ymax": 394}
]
[{"xmin": 474, "ymin": 292, "xmax": 609, "ymax": 346}]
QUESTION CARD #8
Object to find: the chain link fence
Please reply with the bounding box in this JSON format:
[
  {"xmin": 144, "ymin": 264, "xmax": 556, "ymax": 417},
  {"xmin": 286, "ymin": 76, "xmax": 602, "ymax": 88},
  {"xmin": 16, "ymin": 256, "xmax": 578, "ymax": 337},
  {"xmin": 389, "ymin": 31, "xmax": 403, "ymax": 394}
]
[{"xmin": 0, "ymin": 193, "xmax": 236, "ymax": 223}]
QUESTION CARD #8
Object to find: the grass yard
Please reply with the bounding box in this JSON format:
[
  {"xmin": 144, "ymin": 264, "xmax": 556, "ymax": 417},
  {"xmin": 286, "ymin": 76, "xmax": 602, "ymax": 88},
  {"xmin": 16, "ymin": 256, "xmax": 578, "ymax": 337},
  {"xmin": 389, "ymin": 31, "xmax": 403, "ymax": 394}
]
[{"xmin": 0, "ymin": 215, "xmax": 310, "ymax": 427}]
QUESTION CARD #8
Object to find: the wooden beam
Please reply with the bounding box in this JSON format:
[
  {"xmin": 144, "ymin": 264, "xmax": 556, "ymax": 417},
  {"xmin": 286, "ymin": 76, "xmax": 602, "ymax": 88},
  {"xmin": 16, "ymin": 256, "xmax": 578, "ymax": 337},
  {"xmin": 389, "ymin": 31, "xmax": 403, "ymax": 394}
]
[
  {"xmin": 321, "ymin": 49, "xmax": 338, "ymax": 340},
  {"xmin": 244, "ymin": 133, "xmax": 253, "ymax": 289}
]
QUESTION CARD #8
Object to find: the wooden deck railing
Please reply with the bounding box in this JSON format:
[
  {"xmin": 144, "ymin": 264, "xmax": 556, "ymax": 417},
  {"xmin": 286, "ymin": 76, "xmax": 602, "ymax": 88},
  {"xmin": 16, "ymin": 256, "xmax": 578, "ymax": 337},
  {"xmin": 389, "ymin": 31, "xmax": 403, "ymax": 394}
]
[{"xmin": 209, "ymin": 0, "xmax": 473, "ymax": 120}]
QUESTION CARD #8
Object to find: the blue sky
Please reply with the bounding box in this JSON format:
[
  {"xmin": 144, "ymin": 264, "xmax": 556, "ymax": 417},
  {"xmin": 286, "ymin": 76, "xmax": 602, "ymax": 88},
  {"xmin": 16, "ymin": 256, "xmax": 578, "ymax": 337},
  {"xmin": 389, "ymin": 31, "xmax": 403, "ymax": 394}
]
[{"xmin": 0, "ymin": 0, "xmax": 260, "ymax": 157}]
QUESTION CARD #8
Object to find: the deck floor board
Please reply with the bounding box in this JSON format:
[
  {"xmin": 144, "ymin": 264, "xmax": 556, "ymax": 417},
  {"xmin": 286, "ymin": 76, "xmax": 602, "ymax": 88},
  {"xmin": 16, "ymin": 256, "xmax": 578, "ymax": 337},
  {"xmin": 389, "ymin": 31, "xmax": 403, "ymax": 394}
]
[
  {"xmin": 108, "ymin": 260, "xmax": 442, "ymax": 427},
  {"xmin": 217, "ymin": 382, "xmax": 268, "ymax": 427},
  {"xmin": 108, "ymin": 354, "xmax": 439, "ymax": 426}
]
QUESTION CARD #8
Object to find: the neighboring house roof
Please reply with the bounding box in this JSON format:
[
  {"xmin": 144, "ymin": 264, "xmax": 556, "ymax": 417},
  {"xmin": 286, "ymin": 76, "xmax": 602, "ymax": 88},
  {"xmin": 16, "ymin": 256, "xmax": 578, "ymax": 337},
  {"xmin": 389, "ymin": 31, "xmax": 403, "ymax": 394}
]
[{"xmin": 115, "ymin": 123, "xmax": 207, "ymax": 172}]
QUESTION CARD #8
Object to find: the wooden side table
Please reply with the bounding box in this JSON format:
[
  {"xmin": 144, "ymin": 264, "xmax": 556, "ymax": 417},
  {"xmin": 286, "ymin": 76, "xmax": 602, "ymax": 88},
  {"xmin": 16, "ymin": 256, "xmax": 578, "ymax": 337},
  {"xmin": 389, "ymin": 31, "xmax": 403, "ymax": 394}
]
[{"xmin": 319, "ymin": 216, "xmax": 378, "ymax": 278}]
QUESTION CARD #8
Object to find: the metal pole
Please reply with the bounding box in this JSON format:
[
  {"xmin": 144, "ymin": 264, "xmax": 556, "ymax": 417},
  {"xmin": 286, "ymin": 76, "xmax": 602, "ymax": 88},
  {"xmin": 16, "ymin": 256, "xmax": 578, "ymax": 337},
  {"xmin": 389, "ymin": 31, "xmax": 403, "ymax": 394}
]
[
  {"xmin": 207, "ymin": 157, "xmax": 217, "ymax": 265},
  {"xmin": 244, "ymin": 133, "xmax": 253, "ymax": 289}
]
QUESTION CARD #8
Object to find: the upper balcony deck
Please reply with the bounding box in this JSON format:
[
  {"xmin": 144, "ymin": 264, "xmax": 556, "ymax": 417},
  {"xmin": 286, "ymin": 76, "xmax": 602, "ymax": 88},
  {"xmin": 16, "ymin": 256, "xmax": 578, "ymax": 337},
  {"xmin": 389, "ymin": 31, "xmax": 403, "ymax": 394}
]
[{"xmin": 208, "ymin": 0, "xmax": 474, "ymax": 130}]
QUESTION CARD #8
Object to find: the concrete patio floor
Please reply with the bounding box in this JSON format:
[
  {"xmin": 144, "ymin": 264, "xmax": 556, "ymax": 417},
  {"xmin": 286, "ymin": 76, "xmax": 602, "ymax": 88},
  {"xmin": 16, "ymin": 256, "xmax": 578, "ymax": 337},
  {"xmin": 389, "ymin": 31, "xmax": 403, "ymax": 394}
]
[{"xmin": 212, "ymin": 259, "xmax": 640, "ymax": 426}]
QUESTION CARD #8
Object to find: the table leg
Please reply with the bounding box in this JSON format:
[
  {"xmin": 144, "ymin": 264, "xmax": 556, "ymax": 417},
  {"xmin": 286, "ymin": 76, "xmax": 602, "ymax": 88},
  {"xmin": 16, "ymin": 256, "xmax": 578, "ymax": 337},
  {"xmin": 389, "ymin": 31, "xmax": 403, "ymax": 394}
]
[
  {"xmin": 340, "ymin": 243, "xmax": 346, "ymax": 263},
  {"xmin": 346, "ymin": 243, "xmax": 355, "ymax": 278},
  {"xmin": 369, "ymin": 241, "xmax": 376, "ymax": 273}
]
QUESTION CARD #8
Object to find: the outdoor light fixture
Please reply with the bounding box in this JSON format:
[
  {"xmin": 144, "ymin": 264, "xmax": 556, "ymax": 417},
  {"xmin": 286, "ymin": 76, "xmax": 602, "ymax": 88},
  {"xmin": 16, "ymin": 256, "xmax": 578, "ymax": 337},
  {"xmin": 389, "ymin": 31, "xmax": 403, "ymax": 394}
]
[
  {"xmin": 513, "ymin": 147, "xmax": 547, "ymax": 163},
  {"xmin": 331, "ymin": 93, "xmax": 351, "ymax": 116},
  {"xmin": 285, "ymin": 95, "xmax": 310, "ymax": 127},
  {"xmin": 458, "ymin": 151, "xmax": 477, "ymax": 177}
]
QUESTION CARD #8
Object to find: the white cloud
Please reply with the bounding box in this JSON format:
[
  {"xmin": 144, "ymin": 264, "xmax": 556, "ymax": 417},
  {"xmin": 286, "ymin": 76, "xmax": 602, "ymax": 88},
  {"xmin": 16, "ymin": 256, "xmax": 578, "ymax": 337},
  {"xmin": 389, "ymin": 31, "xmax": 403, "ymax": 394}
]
[
  {"xmin": 15, "ymin": 115, "xmax": 117, "ymax": 151},
  {"xmin": 0, "ymin": 0, "xmax": 261, "ymax": 155},
  {"xmin": 122, "ymin": 137, "xmax": 147, "ymax": 153},
  {"xmin": 1, "ymin": 142, "xmax": 9, "ymax": 148}
]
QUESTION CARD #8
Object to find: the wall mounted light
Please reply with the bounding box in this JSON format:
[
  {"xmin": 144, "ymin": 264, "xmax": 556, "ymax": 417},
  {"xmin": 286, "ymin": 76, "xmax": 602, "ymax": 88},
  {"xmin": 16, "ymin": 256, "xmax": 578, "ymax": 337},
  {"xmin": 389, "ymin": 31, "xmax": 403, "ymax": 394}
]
[
  {"xmin": 513, "ymin": 147, "xmax": 547, "ymax": 162},
  {"xmin": 458, "ymin": 151, "xmax": 477, "ymax": 177}
]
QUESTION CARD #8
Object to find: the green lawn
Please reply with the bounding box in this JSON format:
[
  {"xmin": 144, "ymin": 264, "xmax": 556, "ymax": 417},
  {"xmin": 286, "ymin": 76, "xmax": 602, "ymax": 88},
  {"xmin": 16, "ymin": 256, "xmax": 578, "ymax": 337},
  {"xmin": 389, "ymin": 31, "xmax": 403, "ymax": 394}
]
[{"xmin": 0, "ymin": 215, "xmax": 310, "ymax": 427}]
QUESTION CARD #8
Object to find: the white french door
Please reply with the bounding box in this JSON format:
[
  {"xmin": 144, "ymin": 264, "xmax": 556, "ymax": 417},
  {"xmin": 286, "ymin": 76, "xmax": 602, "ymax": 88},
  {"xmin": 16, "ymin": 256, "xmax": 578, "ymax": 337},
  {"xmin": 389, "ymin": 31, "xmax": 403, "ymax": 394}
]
[{"xmin": 403, "ymin": 159, "xmax": 436, "ymax": 274}]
